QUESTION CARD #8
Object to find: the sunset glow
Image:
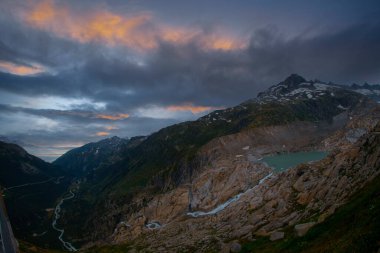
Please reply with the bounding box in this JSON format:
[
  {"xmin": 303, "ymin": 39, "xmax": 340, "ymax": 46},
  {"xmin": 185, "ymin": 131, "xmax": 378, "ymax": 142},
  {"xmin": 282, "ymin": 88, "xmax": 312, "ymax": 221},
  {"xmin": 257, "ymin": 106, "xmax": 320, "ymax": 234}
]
[
  {"xmin": 167, "ymin": 104, "xmax": 218, "ymax": 114},
  {"xmin": 96, "ymin": 113, "xmax": 130, "ymax": 120},
  {"xmin": 0, "ymin": 61, "xmax": 45, "ymax": 76},
  {"xmin": 105, "ymin": 126, "xmax": 118, "ymax": 130},
  {"xmin": 24, "ymin": 0, "xmax": 244, "ymax": 51},
  {"xmin": 96, "ymin": 131, "xmax": 110, "ymax": 136}
]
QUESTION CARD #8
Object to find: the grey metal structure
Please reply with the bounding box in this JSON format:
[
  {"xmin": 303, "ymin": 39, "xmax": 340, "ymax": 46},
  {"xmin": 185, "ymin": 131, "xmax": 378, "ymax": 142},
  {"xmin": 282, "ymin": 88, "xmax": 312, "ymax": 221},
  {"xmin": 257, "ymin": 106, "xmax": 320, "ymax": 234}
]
[{"xmin": 0, "ymin": 191, "xmax": 18, "ymax": 253}]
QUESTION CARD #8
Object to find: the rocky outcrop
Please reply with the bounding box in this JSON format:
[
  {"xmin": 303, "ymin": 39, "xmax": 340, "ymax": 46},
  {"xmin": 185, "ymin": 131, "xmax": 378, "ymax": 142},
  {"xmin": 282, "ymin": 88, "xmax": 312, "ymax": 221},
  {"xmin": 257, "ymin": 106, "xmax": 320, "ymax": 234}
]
[{"xmin": 294, "ymin": 222, "xmax": 316, "ymax": 237}]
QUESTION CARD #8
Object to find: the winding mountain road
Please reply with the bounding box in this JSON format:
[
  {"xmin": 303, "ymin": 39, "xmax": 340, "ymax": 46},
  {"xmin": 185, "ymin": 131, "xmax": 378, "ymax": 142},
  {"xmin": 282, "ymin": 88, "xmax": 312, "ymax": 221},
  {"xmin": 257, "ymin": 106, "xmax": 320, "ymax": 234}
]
[{"xmin": 4, "ymin": 177, "xmax": 58, "ymax": 191}]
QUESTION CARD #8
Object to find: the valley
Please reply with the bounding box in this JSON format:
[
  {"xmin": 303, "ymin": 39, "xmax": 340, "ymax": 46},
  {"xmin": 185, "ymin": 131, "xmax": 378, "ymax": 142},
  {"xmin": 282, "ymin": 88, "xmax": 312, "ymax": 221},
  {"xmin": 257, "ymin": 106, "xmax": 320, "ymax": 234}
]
[{"xmin": 52, "ymin": 190, "xmax": 77, "ymax": 252}]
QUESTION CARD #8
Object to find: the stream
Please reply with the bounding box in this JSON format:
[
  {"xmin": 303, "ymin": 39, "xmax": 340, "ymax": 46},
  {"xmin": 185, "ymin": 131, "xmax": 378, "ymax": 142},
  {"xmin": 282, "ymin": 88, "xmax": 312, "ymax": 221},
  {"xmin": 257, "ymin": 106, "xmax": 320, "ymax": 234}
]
[
  {"xmin": 187, "ymin": 172, "xmax": 273, "ymax": 217},
  {"xmin": 52, "ymin": 190, "xmax": 77, "ymax": 252}
]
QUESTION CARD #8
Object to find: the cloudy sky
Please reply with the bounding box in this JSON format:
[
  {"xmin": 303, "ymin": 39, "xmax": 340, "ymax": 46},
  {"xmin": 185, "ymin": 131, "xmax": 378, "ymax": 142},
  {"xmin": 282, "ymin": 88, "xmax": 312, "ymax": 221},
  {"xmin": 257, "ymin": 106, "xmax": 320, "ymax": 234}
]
[{"xmin": 0, "ymin": 0, "xmax": 379, "ymax": 161}]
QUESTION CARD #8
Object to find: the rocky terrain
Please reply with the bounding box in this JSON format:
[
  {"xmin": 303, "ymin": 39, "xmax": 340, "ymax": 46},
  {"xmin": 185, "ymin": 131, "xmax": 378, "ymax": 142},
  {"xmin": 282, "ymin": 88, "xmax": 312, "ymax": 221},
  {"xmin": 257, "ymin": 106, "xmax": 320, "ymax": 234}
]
[{"xmin": 105, "ymin": 103, "xmax": 379, "ymax": 252}]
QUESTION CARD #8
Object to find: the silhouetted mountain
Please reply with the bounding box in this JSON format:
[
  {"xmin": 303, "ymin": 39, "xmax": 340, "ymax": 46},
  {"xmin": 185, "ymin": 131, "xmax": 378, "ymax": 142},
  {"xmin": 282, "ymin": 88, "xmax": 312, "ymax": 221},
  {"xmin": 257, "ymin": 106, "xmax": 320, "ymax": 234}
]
[
  {"xmin": 53, "ymin": 136, "xmax": 130, "ymax": 177},
  {"xmin": 0, "ymin": 141, "xmax": 71, "ymax": 248},
  {"xmin": 0, "ymin": 141, "xmax": 64, "ymax": 187}
]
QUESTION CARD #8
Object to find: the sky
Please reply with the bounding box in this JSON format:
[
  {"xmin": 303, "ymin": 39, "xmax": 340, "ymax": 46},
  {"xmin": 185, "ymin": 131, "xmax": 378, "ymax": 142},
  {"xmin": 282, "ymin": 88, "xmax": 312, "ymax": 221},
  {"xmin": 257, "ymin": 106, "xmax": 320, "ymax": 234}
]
[{"xmin": 0, "ymin": 0, "xmax": 379, "ymax": 161}]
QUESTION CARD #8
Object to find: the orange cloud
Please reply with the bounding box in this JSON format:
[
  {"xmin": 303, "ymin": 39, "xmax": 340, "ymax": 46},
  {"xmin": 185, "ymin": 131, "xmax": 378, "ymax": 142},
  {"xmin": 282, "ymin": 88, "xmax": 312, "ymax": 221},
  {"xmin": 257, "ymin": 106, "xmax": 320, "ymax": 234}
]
[
  {"xmin": 23, "ymin": 0, "xmax": 246, "ymax": 52},
  {"xmin": 105, "ymin": 126, "xmax": 118, "ymax": 130},
  {"xmin": 96, "ymin": 131, "xmax": 110, "ymax": 136},
  {"xmin": 28, "ymin": 0, "xmax": 62, "ymax": 26},
  {"xmin": 206, "ymin": 38, "xmax": 245, "ymax": 51},
  {"xmin": 96, "ymin": 113, "xmax": 130, "ymax": 120},
  {"xmin": 167, "ymin": 104, "xmax": 218, "ymax": 114},
  {"xmin": 25, "ymin": 0, "xmax": 156, "ymax": 50},
  {"xmin": 68, "ymin": 11, "xmax": 155, "ymax": 49},
  {"xmin": 0, "ymin": 61, "xmax": 45, "ymax": 75}
]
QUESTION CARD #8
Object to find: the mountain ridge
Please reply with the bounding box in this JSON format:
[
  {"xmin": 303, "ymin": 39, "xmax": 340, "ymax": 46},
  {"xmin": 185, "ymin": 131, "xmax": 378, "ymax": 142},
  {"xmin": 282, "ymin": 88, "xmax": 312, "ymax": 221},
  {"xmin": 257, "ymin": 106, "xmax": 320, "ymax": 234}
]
[{"xmin": 53, "ymin": 136, "xmax": 130, "ymax": 177}]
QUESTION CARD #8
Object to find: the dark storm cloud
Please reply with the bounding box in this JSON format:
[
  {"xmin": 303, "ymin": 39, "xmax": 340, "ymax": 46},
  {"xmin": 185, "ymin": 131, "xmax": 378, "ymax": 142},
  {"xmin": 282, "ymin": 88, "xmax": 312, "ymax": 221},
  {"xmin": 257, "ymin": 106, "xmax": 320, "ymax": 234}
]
[
  {"xmin": 2, "ymin": 22, "xmax": 380, "ymax": 112},
  {"xmin": 247, "ymin": 23, "xmax": 380, "ymax": 85},
  {"xmin": 79, "ymin": 43, "xmax": 256, "ymax": 110},
  {"xmin": 0, "ymin": 13, "xmax": 83, "ymax": 68}
]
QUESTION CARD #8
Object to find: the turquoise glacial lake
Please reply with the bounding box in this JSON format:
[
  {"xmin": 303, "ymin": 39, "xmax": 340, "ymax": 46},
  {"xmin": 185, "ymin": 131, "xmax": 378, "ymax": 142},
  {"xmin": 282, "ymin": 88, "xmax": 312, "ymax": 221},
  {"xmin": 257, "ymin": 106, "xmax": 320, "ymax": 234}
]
[{"xmin": 262, "ymin": 151, "xmax": 328, "ymax": 172}]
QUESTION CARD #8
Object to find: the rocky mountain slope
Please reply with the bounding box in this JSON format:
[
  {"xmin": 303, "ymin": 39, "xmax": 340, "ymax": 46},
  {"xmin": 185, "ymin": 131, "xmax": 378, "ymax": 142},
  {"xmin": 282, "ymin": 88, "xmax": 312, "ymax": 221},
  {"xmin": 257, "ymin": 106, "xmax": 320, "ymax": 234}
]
[
  {"xmin": 47, "ymin": 74, "xmax": 378, "ymax": 252},
  {"xmin": 95, "ymin": 93, "xmax": 378, "ymax": 251},
  {"xmin": 111, "ymin": 120, "xmax": 379, "ymax": 252},
  {"xmin": 0, "ymin": 141, "xmax": 71, "ymax": 248},
  {"xmin": 257, "ymin": 74, "xmax": 380, "ymax": 103}
]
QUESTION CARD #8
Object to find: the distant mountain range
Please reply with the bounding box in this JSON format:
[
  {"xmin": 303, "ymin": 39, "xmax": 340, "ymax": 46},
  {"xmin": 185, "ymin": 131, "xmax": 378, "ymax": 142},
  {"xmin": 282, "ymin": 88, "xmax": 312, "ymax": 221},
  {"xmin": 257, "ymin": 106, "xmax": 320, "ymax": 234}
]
[
  {"xmin": 0, "ymin": 141, "xmax": 63, "ymax": 187},
  {"xmin": 53, "ymin": 136, "xmax": 130, "ymax": 177},
  {"xmin": 1, "ymin": 74, "xmax": 379, "ymax": 252},
  {"xmin": 344, "ymin": 82, "xmax": 380, "ymax": 101},
  {"xmin": 257, "ymin": 74, "xmax": 380, "ymax": 102}
]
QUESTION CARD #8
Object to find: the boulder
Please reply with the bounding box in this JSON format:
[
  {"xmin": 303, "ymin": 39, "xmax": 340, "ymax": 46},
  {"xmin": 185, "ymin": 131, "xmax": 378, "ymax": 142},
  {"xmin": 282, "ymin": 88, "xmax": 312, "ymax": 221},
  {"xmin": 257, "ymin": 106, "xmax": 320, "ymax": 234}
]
[
  {"xmin": 294, "ymin": 222, "xmax": 316, "ymax": 236},
  {"xmin": 270, "ymin": 231, "xmax": 285, "ymax": 241},
  {"xmin": 230, "ymin": 242, "xmax": 242, "ymax": 253}
]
